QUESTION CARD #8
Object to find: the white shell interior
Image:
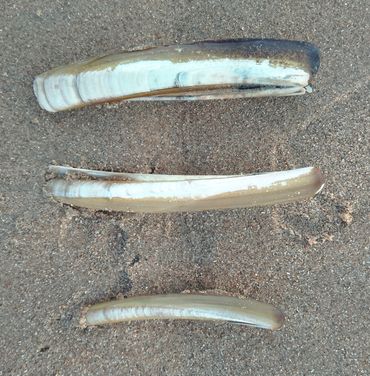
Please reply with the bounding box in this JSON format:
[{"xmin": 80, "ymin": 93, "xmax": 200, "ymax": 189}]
[{"xmin": 49, "ymin": 167, "xmax": 315, "ymax": 200}]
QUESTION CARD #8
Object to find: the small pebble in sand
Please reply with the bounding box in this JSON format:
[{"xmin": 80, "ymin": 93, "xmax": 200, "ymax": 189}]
[{"xmin": 339, "ymin": 203, "xmax": 353, "ymax": 225}]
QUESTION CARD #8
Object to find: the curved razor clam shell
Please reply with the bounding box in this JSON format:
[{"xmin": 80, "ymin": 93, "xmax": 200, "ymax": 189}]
[
  {"xmin": 80, "ymin": 294, "xmax": 284, "ymax": 330},
  {"xmin": 46, "ymin": 166, "xmax": 324, "ymax": 213},
  {"xmin": 34, "ymin": 39, "xmax": 320, "ymax": 112}
]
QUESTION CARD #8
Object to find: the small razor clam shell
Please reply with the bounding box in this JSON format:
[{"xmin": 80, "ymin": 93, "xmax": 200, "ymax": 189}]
[
  {"xmin": 46, "ymin": 167, "xmax": 324, "ymax": 213},
  {"xmin": 34, "ymin": 39, "xmax": 319, "ymax": 112},
  {"xmin": 81, "ymin": 294, "xmax": 284, "ymax": 330}
]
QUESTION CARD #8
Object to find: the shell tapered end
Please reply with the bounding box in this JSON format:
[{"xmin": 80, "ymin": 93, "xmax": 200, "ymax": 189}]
[
  {"xmin": 299, "ymin": 41, "xmax": 320, "ymax": 77},
  {"xmin": 33, "ymin": 76, "xmax": 55, "ymax": 112},
  {"xmin": 311, "ymin": 167, "xmax": 325, "ymax": 196},
  {"xmin": 79, "ymin": 306, "xmax": 90, "ymax": 329},
  {"xmin": 271, "ymin": 308, "xmax": 285, "ymax": 331}
]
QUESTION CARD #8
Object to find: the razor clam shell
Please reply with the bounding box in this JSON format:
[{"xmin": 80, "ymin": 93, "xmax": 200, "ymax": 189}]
[
  {"xmin": 46, "ymin": 166, "xmax": 324, "ymax": 213},
  {"xmin": 80, "ymin": 294, "xmax": 284, "ymax": 330},
  {"xmin": 34, "ymin": 39, "xmax": 320, "ymax": 112}
]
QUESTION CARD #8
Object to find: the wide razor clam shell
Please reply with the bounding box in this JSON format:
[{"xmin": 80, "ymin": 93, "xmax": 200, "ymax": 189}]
[
  {"xmin": 33, "ymin": 39, "xmax": 319, "ymax": 112},
  {"xmin": 81, "ymin": 294, "xmax": 284, "ymax": 330},
  {"xmin": 34, "ymin": 59, "xmax": 309, "ymax": 112},
  {"xmin": 46, "ymin": 167, "xmax": 324, "ymax": 213}
]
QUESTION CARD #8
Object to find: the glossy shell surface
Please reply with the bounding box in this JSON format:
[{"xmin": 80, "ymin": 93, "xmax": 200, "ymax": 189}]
[
  {"xmin": 34, "ymin": 39, "xmax": 320, "ymax": 112},
  {"xmin": 81, "ymin": 294, "xmax": 284, "ymax": 330},
  {"xmin": 46, "ymin": 165, "xmax": 324, "ymax": 213}
]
